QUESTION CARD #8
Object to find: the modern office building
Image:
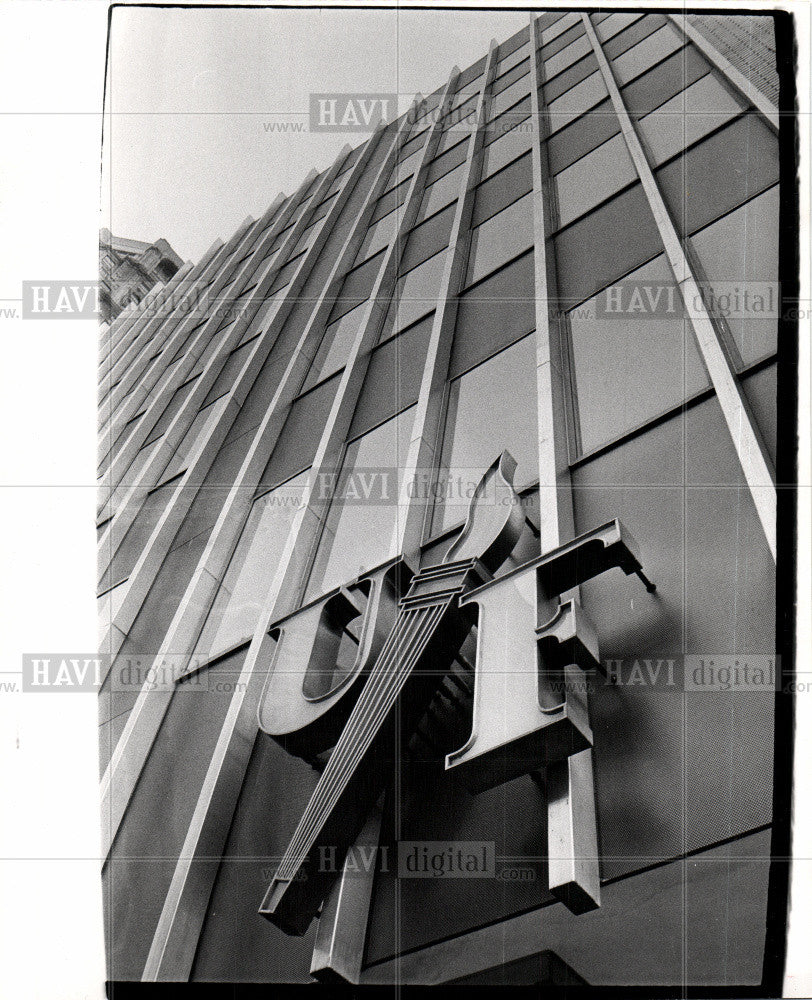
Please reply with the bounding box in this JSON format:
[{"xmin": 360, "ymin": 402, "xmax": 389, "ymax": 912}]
[
  {"xmin": 98, "ymin": 10, "xmax": 794, "ymax": 989},
  {"xmin": 99, "ymin": 229, "xmax": 185, "ymax": 323}
]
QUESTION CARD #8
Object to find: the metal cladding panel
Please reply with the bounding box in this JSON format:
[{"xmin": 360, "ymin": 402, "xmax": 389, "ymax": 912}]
[
  {"xmin": 191, "ymin": 731, "xmax": 321, "ymax": 982},
  {"xmin": 364, "ymin": 771, "xmax": 553, "ymax": 963},
  {"xmin": 104, "ymin": 650, "xmax": 247, "ymax": 980}
]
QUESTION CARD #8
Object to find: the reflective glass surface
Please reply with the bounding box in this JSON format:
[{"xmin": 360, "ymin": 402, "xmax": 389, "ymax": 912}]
[
  {"xmin": 467, "ymin": 191, "xmax": 533, "ymax": 285},
  {"xmin": 689, "ymin": 185, "xmax": 779, "ymax": 367},
  {"xmin": 193, "ymin": 470, "xmax": 310, "ymax": 662},
  {"xmin": 433, "ymin": 333, "xmax": 539, "ymax": 532},
  {"xmin": 553, "ymin": 132, "xmax": 636, "ymax": 229},
  {"xmin": 306, "ymin": 406, "xmax": 416, "ymax": 597},
  {"xmin": 638, "ymin": 72, "xmax": 744, "ymax": 166},
  {"xmin": 569, "ymin": 254, "xmax": 710, "ymax": 454}
]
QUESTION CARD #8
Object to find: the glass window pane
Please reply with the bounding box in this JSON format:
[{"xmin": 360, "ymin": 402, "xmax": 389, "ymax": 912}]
[
  {"xmin": 330, "ymin": 249, "xmax": 385, "ymax": 323},
  {"xmin": 541, "ymin": 11, "xmax": 580, "ymax": 45},
  {"xmin": 620, "ymin": 44, "xmax": 709, "ymax": 118},
  {"xmin": 237, "ymin": 295, "xmax": 277, "ymax": 348},
  {"xmin": 553, "ymin": 181, "xmax": 661, "ymax": 307},
  {"xmin": 467, "ymin": 191, "xmax": 534, "ymax": 286},
  {"xmin": 436, "ymin": 124, "xmax": 468, "ymax": 156},
  {"xmin": 162, "ymin": 396, "xmax": 229, "ymax": 483},
  {"xmin": 372, "ymin": 178, "xmax": 410, "ymax": 223},
  {"xmin": 569, "ymin": 254, "xmax": 710, "ymax": 454},
  {"xmin": 553, "ymin": 132, "xmax": 636, "ymax": 229},
  {"xmin": 689, "ymin": 185, "xmax": 779, "ymax": 367},
  {"xmin": 546, "ymin": 70, "xmax": 608, "ymax": 134},
  {"xmin": 355, "ymin": 208, "xmax": 398, "ymax": 265},
  {"xmin": 542, "ymin": 50, "xmax": 599, "ymax": 104},
  {"xmin": 547, "ymin": 98, "xmax": 620, "ymax": 175},
  {"xmin": 480, "ymin": 125, "xmax": 533, "ymax": 179},
  {"xmin": 544, "ymin": 33, "xmax": 593, "ymax": 81},
  {"xmin": 303, "ymin": 301, "xmax": 366, "ymax": 389},
  {"xmin": 542, "ymin": 22, "xmax": 583, "ymax": 59},
  {"xmin": 389, "ymin": 145, "xmax": 423, "ymax": 189},
  {"xmin": 638, "ymin": 72, "xmax": 745, "ymax": 166},
  {"xmin": 656, "ymin": 113, "xmax": 778, "ymax": 237},
  {"xmin": 399, "ymin": 202, "xmax": 456, "ymax": 274},
  {"xmin": 398, "ymin": 130, "xmax": 428, "ymax": 163},
  {"xmin": 101, "ymin": 478, "xmax": 179, "ymax": 591},
  {"xmin": 144, "ymin": 377, "xmax": 197, "ymax": 446},
  {"xmin": 488, "ymin": 73, "xmax": 532, "ymax": 121},
  {"xmin": 258, "ymin": 373, "xmax": 341, "ymax": 491},
  {"xmin": 98, "ymin": 579, "xmax": 127, "ymax": 624},
  {"xmin": 269, "ymin": 252, "xmax": 305, "ymax": 294},
  {"xmin": 456, "ymin": 59, "xmax": 486, "ymax": 91},
  {"xmin": 350, "ymin": 313, "xmax": 434, "ymax": 438},
  {"xmin": 433, "ymin": 334, "xmax": 539, "ymax": 532},
  {"xmin": 108, "ymin": 439, "xmax": 161, "ymax": 512},
  {"xmin": 451, "ymin": 250, "xmax": 535, "ymax": 378},
  {"xmin": 449, "ymin": 87, "xmax": 479, "ymax": 113},
  {"xmin": 601, "ymin": 13, "xmax": 666, "ymax": 59},
  {"xmin": 471, "ymin": 151, "xmax": 532, "ymax": 226},
  {"xmin": 496, "ymin": 42, "xmax": 530, "ymax": 76},
  {"xmin": 611, "ymin": 24, "xmax": 684, "ymax": 87},
  {"xmin": 193, "ymin": 470, "xmax": 309, "ymax": 663},
  {"xmin": 388, "ymin": 249, "xmax": 446, "ymax": 333},
  {"xmin": 496, "ymin": 26, "xmax": 529, "ymax": 62},
  {"xmin": 491, "ymin": 59, "xmax": 529, "ymax": 98},
  {"xmin": 427, "ymin": 137, "xmax": 470, "ymax": 184},
  {"xmin": 444, "ymin": 95, "xmax": 479, "ymax": 134},
  {"xmin": 417, "ymin": 164, "xmax": 464, "ymax": 222},
  {"xmin": 413, "ymin": 90, "xmax": 443, "ymax": 125},
  {"xmin": 483, "ymin": 96, "xmax": 531, "ymax": 147},
  {"xmin": 306, "ymin": 407, "xmax": 416, "ymax": 598}
]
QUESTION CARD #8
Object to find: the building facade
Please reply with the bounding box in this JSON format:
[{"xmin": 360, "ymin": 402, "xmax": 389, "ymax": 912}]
[{"xmin": 98, "ymin": 10, "xmax": 793, "ymax": 989}]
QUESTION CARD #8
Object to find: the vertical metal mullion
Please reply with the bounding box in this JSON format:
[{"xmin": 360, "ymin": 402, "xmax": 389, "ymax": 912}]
[
  {"xmin": 139, "ymin": 74, "xmax": 461, "ymax": 981},
  {"xmin": 582, "ymin": 12, "xmax": 777, "ymax": 561},
  {"xmin": 309, "ymin": 44, "xmax": 501, "ymax": 986},
  {"xmin": 530, "ymin": 13, "xmax": 601, "ymax": 916},
  {"xmin": 392, "ymin": 40, "xmax": 499, "ymax": 563}
]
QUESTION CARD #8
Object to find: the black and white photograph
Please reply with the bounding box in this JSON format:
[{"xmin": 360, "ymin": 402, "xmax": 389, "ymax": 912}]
[{"xmin": 0, "ymin": 2, "xmax": 810, "ymax": 997}]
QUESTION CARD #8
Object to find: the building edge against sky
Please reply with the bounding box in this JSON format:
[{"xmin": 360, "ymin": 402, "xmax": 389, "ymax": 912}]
[{"xmin": 98, "ymin": 10, "xmax": 794, "ymax": 988}]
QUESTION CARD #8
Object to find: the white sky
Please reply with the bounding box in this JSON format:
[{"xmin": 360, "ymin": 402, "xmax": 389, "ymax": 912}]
[{"xmin": 103, "ymin": 6, "xmax": 530, "ymax": 261}]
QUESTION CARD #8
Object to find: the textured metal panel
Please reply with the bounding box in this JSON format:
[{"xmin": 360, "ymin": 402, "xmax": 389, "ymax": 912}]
[{"xmin": 687, "ymin": 13, "xmax": 778, "ymax": 105}]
